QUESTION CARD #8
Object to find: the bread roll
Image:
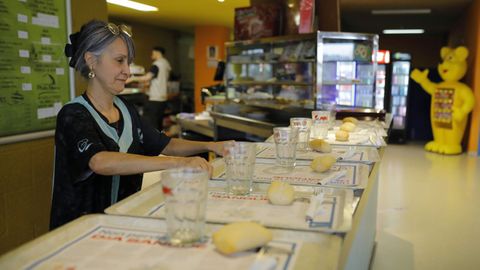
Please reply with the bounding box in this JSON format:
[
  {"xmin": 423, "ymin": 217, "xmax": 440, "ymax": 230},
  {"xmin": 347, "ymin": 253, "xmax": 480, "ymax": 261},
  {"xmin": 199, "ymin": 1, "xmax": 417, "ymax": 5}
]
[
  {"xmin": 310, "ymin": 155, "xmax": 336, "ymax": 173},
  {"xmin": 340, "ymin": 122, "xmax": 356, "ymax": 132},
  {"xmin": 342, "ymin": 117, "xmax": 358, "ymax": 124},
  {"xmin": 335, "ymin": 130, "xmax": 349, "ymax": 141},
  {"xmin": 213, "ymin": 222, "xmax": 273, "ymax": 255},
  {"xmin": 267, "ymin": 181, "xmax": 295, "ymax": 205},
  {"xmin": 309, "ymin": 139, "xmax": 332, "ymax": 153}
]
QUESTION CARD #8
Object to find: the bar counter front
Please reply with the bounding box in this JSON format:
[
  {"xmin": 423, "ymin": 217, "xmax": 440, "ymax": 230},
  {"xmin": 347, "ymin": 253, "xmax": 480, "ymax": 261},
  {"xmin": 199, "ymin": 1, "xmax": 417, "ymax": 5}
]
[{"xmin": 0, "ymin": 119, "xmax": 388, "ymax": 270}]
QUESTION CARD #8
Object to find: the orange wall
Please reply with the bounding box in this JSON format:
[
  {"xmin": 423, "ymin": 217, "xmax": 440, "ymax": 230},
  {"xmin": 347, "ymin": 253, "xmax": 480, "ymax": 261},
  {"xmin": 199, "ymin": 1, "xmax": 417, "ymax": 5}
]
[
  {"xmin": 449, "ymin": 0, "xmax": 480, "ymax": 154},
  {"xmin": 465, "ymin": 0, "xmax": 480, "ymax": 155},
  {"xmin": 194, "ymin": 26, "xmax": 230, "ymax": 113}
]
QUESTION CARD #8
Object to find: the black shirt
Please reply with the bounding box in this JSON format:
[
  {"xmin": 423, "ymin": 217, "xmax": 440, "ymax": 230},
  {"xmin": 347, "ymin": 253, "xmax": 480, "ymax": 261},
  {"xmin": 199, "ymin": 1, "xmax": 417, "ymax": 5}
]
[{"xmin": 50, "ymin": 94, "xmax": 171, "ymax": 229}]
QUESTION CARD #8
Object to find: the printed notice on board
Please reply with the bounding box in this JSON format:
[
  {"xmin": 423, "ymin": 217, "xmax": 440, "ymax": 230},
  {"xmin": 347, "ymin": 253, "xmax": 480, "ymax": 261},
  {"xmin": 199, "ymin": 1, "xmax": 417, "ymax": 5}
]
[{"xmin": 0, "ymin": 0, "xmax": 71, "ymax": 137}]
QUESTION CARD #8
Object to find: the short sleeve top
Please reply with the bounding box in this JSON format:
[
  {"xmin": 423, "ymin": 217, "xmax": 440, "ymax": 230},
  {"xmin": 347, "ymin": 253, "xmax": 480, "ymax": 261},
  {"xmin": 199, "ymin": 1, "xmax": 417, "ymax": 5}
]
[{"xmin": 50, "ymin": 94, "xmax": 171, "ymax": 229}]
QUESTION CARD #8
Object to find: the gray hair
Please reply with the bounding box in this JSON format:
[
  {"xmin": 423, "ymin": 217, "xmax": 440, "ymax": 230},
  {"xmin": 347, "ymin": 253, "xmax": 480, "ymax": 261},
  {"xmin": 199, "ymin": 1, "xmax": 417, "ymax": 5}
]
[{"xmin": 68, "ymin": 20, "xmax": 135, "ymax": 79}]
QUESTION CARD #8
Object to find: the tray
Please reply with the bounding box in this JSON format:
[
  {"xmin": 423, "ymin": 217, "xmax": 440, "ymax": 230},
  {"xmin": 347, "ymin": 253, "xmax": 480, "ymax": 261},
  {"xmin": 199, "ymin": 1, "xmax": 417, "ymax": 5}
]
[
  {"xmin": 147, "ymin": 188, "xmax": 354, "ymax": 233},
  {"xmin": 106, "ymin": 181, "xmax": 354, "ymax": 233},
  {"xmin": 0, "ymin": 215, "xmax": 341, "ymax": 270}
]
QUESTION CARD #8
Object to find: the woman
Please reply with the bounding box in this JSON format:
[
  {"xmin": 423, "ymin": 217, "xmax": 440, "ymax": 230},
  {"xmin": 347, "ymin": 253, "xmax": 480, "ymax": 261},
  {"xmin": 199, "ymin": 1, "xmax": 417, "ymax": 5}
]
[{"xmin": 50, "ymin": 20, "xmax": 225, "ymax": 229}]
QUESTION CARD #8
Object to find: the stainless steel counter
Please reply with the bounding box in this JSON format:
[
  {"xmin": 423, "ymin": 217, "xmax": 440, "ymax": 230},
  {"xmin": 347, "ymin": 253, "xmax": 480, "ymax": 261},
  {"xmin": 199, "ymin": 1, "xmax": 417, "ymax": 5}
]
[{"xmin": 209, "ymin": 111, "xmax": 276, "ymax": 139}]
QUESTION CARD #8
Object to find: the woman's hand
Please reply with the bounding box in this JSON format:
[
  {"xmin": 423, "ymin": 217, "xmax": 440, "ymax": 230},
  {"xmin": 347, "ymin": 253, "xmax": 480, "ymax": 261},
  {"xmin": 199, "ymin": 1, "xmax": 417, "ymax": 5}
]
[
  {"xmin": 178, "ymin": 156, "xmax": 212, "ymax": 177},
  {"xmin": 207, "ymin": 141, "xmax": 234, "ymax": 156}
]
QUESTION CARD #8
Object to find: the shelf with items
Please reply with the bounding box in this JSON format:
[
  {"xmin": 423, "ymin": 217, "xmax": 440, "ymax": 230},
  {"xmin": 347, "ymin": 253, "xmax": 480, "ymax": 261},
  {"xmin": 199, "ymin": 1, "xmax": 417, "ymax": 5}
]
[
  {"xmin": 225, "ymin": 33, "xmax": 317, "ymax": 115},
  {"xmin": 229, "ymin": 81, "xmax": 313, "ymax": 86}
]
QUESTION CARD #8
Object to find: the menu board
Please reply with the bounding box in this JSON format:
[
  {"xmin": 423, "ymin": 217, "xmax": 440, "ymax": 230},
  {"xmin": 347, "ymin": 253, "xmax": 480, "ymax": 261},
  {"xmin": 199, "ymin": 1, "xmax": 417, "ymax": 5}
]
[{"xmin": 0, "ymin": 0, "xmax": 72, "ymax": 138}]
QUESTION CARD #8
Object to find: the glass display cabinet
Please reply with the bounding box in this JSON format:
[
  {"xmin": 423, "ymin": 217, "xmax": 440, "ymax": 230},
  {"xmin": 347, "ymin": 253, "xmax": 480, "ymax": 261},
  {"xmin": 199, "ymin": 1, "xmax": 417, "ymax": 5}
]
[
  {"xmin": 211, "ymin": 31, "xmax": 381, "ymax": 140},
  {"xmin": 225, "ymin": 33, "xmax": 317, "ymax": 111},
  {"xmin": 316, "ymin": 31, "xmax": 380, "ymax": 113}
]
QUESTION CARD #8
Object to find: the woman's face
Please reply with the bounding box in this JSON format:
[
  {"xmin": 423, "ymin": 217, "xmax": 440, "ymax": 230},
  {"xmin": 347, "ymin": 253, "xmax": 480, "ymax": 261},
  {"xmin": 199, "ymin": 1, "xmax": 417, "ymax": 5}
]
[{"xmin": 94, "ymin": 38, "xmax": 130, "ymax": 95}]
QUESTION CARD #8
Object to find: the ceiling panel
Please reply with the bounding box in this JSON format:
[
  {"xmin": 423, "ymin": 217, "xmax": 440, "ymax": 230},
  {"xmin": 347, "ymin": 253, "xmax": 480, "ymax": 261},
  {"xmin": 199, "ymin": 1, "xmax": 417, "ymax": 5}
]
[
  {"xmin": 107, "ymin": 0, "xmax": 473, "ymax": 35},
  {"xmin": 341, "ymin": 0, "xmax": 472, "ymax": 34},
  {"xmin": 107, "ymin": 0, "xmax": 250, "ymax": 32}
]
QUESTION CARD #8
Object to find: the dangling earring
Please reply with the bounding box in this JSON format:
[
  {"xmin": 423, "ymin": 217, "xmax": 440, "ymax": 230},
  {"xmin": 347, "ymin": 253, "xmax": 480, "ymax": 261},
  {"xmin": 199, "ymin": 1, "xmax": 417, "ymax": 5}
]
[{"xmin": 88, "ymin": 67, "xmax": 95, "ymax": 79}]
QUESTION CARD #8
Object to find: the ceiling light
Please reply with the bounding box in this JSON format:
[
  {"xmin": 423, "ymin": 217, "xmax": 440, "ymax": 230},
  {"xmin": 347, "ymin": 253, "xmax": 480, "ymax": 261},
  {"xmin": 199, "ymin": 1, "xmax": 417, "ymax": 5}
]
[
  {"xmin": 372, "ymin": 9, "xmax": 431, "ymax": 15},
  {"xmin": 383, "ymin": 29, "xmax": 425, "ymax": 34},
  {"xmin": 218, "ymin": 0, "xmax": 225, "ymax": 2},
  {"xmin": 107, "ymin": 0, "xmax": 158, "ymax": 12},
  {"xmin": 288, "ymin": 3, "xmax": 294, "ymax": 8}
]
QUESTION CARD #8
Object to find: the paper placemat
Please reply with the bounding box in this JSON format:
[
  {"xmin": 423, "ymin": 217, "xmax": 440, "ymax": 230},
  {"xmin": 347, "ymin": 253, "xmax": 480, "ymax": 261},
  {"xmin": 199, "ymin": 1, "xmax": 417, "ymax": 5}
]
[
  {"xmin": 215, "ymin": 162, "xmax": 369, "ymax": 189},
  {"xmin": 255, "ymin": 143, "xmax": 379, "ymax": 164},
  {"xmin": 147, "ymin": 189, "xmax": 353, "ymax": 233},
  {"xmin": 8, "ymin": 216, "xmax": 299, "ymax": 270}
]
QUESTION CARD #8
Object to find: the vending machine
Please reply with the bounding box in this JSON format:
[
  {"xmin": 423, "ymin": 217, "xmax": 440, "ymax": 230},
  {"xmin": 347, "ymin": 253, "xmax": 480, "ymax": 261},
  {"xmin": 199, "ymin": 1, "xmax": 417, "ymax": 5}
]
[{"xmin": 388, "ymin": 52, "xmax": 411, "ymax": 143}]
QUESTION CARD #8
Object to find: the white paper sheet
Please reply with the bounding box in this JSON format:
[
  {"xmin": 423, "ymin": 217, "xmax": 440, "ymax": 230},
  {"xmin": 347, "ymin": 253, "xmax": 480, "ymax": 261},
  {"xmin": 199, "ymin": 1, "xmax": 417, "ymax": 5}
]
[
  {"xmin": 215, "ymin": 163, "xmax": 367, "ymax": 189},
  {"xmin": 255, "ymin": 143, "xmax": 377, "ymax": 163},
  {"xmin": 148, "ymin": 191, "xmax": 347, "ymax": 232},
  {"xmin": 23, "ymin": 225, "xmax": 297, "ymax": 270}
]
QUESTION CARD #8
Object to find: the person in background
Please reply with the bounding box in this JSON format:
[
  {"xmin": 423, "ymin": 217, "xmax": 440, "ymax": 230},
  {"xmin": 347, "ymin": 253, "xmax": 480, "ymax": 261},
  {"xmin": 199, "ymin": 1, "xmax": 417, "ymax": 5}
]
[
  {"xmin": 127, "ymin": 46, "xmax": 170, "ymax": 131},
  {"xmin": 51, "ymin": 20, "xmax": 226, "ymax": 229}
]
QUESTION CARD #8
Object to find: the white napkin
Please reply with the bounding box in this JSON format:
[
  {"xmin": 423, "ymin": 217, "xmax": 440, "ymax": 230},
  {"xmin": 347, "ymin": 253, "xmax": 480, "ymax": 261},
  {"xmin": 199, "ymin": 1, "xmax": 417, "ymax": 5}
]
[
  {"xmin": 336, "ymin": 148, "xmax": 356, "ymax": 161},
  {"xmin": 305, "ymin": 193, "xmax": 324, "ymax": 222},
  {"xmin": 305, "ymin": 194, "xmax": 337, "ymax": 227},
  {"xmin": 317, "ymin": 170, "xmax": 347, "ymax": 185},
  {"xmin": 249, "ymin": 255, "xmax": 277, "ymax": 270}
]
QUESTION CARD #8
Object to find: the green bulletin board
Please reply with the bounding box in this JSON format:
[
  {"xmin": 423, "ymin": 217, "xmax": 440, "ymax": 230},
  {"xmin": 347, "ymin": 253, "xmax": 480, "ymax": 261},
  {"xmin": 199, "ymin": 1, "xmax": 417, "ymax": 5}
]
[{"xmin": 0, "ymin": 0, "xmax": 72, "ymax": 140}]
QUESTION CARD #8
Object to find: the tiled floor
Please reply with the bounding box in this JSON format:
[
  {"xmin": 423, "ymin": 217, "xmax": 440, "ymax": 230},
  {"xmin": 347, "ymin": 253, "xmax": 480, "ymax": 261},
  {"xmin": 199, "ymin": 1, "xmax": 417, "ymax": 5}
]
[{"xmin": 372, "ymin": 143, "xmax": 480, "ymax": 270}]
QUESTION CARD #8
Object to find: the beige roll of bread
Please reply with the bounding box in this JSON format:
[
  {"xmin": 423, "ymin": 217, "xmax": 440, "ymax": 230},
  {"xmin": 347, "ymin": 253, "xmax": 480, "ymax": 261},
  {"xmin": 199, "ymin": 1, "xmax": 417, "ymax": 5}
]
[
  {"xmin": 335, "ymin": 130, "xmax": 349, "ymax": 141},
  {"xmin": 267, "ymin": 180, "xmax": 295, "ymax": 205},
  {"xmin": 213, "ymin": 222, "xmax": 273, "ymax": 255},
  {"xmin": 309, "ymin": 139, "xmax": 332, "ymax": 153},
  {"xmin": 310, "ymin": 155, "xmax": 337, "ymax": 173},
  {"xmin": 342, "ymin": 116, "xmax": 358, "ymax": 124},
  {"xmin": 340, "ymin": 122, "xmax": 356, "ymax": 132}
]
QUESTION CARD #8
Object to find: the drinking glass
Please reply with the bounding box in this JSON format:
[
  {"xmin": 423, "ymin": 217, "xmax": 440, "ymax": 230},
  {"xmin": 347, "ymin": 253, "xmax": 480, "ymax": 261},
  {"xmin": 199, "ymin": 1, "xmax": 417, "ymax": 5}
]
[
  {"xmin": 273, "ymin": 127, "xmax": 299, "ymax": 173},
  {"xmin": 290, "ymin": 117, "xmax": 312, "ymax": 150},
  {"xmin": 311, "ymin": 111, "xmax": 330, "ymax": 139},
  {"xmin": 161, "ymin": 168, "xmax": 209, "ymax": 246},
  {"xmin": 223, "ymin": 142, "xmax": 256, "ymax": 195}
]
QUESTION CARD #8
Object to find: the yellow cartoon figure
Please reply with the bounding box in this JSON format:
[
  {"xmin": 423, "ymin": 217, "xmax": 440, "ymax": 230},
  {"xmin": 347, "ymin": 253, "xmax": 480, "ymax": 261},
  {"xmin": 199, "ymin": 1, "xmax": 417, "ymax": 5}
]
[{"xmin": 410, "ymin": 46, "xmax": 475, "ymax": 154}]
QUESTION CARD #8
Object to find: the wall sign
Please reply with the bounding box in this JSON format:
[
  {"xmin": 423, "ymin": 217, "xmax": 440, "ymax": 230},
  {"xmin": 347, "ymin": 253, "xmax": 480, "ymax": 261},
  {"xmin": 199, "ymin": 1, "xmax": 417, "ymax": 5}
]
[{"xmin": 0, "ymin": 0, "xmax": 72, "ymax": 142}]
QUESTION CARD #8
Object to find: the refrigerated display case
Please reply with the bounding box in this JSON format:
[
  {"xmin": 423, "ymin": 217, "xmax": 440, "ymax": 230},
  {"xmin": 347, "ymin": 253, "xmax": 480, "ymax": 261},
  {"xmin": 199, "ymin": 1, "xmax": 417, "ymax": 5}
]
[
  {"xmin": 213, "ymin": 32, "xmax": 383, "ymax": 140},
  {"xmin": 316, "ymin": 32, "xmax": 381, "ymax": 117},
  {"xmin": 374, "ymin": 50, "xmax": 390, "ymax": 111},
  {"xmin": 389, "ymin": 52, "xmax": 411, "ymax": 143}
]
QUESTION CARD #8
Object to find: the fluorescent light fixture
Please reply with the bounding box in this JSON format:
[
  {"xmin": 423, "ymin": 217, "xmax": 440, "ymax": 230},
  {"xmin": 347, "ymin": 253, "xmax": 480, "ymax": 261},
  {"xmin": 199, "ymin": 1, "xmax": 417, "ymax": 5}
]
[
  {"xmin": 383, "ymin": 29, "xmax": 425, "ymax": 34},
  {"xmin": 106, "ymin": 0, "xmax": 158, "ymax": 12},
  {"xmin": 372, "ymin": 9, "xmax": 431, "ymax": 15},
  {"xmin": 218, "ymin": 0, "xmax": 225, "ymax": 2}
]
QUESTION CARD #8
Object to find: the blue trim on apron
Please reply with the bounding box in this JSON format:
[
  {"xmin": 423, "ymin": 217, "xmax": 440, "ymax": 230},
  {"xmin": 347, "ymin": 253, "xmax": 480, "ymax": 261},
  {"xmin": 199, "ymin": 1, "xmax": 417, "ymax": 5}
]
[{"xmin": 69, "ymin": 95, "xmax": 133, "ymax": 204}]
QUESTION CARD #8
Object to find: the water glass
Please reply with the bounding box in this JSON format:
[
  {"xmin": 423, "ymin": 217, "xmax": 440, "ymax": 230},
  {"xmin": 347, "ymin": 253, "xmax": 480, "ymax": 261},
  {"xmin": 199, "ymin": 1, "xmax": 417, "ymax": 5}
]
[
  {"xmin": 317, "ymin": 102, "xmax": 337, "ymax": 128},
  {"xmin": 273, "ymin": 127, "xmax": 299, "ymax": 172},
  {"xmin": 311, "ymin": 111, "xmax": 330, "ymax": 139},
  {"xmin": 223, "ymin": 142, "xmax": 256, "ymax": 195},
  {"xmin": 161, "ymin": 168, "xmax": 209, "ymax": 246},
  {"xmin": 290, "ymin": 117, "xmax": 312, "ymax": 150}
]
